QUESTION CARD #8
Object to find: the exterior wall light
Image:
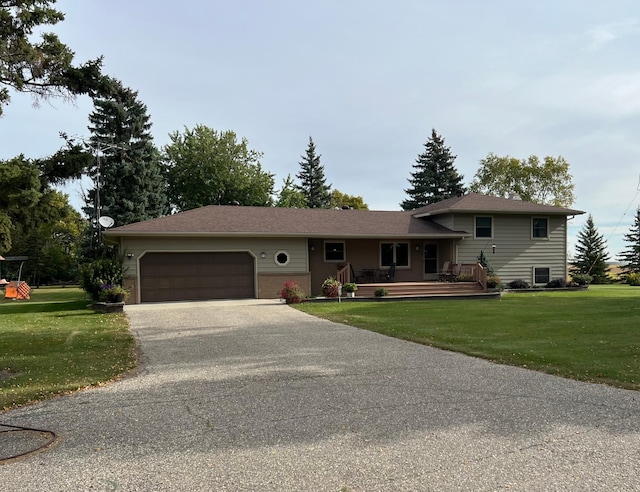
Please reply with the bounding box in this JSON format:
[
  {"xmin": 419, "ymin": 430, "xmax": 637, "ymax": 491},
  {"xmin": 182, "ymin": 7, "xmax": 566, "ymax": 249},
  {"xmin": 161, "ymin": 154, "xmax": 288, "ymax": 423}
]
[{"xmin": 260, "ymin": 251, "xmax": 267, "ymax": 259}]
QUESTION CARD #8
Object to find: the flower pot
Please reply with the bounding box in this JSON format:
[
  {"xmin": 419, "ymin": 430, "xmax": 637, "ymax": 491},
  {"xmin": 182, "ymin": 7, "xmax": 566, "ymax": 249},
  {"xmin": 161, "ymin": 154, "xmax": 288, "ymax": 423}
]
[{"xmin": 347, "ymin": 292, "xmax": 355, "ymax": 298}]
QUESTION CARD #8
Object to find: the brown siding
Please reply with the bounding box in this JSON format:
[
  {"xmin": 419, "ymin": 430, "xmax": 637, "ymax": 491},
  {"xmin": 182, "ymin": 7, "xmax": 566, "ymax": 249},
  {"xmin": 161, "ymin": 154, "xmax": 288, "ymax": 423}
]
[{"xmin": 258, "ymin": 273, "xmax": 311, "ymax": 299}]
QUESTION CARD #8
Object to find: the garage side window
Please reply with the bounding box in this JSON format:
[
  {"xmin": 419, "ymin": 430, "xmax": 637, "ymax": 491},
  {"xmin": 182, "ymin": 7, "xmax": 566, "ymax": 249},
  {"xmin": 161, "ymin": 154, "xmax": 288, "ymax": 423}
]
[{"xmin": 324, "ymin": 241, "xmax": 345, "ymax": 262}]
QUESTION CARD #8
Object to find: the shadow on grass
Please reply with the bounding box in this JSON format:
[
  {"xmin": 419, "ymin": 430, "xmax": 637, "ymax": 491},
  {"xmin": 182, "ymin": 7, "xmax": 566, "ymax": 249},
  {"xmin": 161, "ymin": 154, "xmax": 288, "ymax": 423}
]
[{"xmin": 0, "ymin": 300, "xmax": 90, "ymax": 315}]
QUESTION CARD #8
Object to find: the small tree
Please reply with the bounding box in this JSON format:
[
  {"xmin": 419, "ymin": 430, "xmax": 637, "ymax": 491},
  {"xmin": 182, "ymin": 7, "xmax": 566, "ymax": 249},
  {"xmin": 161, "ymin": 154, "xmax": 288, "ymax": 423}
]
[
  {"xmin": 275, "ymin": 174, "xmax": 306, "ymax": 208},
  {"xmin": 571, "ymin": 214, "xmax": 610, "ymax": 284},
  {"xmin": 329, "ymin": 189, "xmax": 368, "ymax": 210},
  {"xmin": 296, "ymin": 137, "xmax": 331, "ymax": 208},
  {"xmin": 401, "ymin": 129, "xmax": 465, "ymax": 210},
  {"xmin": 619, "ymin": 208, "xmax": 640, "ymax": 276},
  {"xmin": 477, "ymin": 250, "xmax": 494, "ymax": 276}
]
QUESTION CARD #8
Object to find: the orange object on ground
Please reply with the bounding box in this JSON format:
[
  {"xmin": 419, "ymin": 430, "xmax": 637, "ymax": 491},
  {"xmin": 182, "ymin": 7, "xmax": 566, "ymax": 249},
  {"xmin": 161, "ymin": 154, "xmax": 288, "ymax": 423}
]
[{"xmin": 4, "ymin": 281, "xmax": 30, "ymax": 300}]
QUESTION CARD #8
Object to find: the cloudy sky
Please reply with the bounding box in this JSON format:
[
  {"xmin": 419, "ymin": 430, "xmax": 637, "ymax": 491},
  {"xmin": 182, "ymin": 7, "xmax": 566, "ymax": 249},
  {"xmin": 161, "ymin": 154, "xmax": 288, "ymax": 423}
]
[{"xmin": 2, "ymin": 0, "xmax": 640, "ymax": 257}]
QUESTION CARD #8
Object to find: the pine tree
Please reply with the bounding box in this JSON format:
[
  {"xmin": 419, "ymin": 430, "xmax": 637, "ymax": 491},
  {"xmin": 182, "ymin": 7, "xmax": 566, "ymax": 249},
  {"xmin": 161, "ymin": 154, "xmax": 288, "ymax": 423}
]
[
  {"xmin": 86, "ymin": 80, "xmax": 168, "ymax": 231},
  {"xmin": 571, "ymin": 214, "xmax": 610, "ymax": 283},
  {"xmin": 401, "ymin": 129, "xmax": 466, "ymax": 210},
  {"xmin": 619, "ymin": 208, "xmax": 640, "ymax": 275},
  {"xmin": 296, "ymin": 137, "xmax": 331, "ymax": 208}
]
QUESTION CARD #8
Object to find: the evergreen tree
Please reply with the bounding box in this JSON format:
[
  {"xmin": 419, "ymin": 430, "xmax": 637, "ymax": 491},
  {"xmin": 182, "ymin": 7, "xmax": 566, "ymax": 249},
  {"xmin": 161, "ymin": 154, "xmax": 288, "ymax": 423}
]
[
  {"xmin": 86, "ymin": 80, "xmax": 168, "ymax": 232},
  {"xmin": 619, "ymin": 208, "xmax": 640, "ymax": 275},
  {"xmin": 401, "ymin": 129, "xmax": 465, "ymax": 210},
  {"xmin": 296, "ymin": 137, "xmax": 331, "ymax": 208},
  {"xmin": 571, "ymin": 214, "xmax": 610, "ymax": 284}
]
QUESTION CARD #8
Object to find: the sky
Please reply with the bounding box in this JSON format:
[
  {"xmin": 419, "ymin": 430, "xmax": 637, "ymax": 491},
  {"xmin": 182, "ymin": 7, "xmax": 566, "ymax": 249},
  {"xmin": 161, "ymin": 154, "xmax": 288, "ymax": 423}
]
[{"xmin": 2, "ymin": 0, "xmax": 640, "ymax": 258}]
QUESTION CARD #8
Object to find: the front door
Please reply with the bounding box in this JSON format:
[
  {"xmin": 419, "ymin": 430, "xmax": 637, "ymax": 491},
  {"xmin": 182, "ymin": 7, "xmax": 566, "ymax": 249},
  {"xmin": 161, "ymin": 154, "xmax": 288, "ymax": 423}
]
[{"xmin": 423, "ymin": 243, "xmax": 438, "ymax": 279}]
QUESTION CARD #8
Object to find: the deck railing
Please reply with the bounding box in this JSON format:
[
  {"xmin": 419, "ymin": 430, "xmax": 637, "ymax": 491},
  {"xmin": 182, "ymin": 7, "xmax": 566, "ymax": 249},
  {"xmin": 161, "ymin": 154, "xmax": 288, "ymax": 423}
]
[{"xmin": 336, "ymin": 263, "xmax": 351, "ymax": 285}]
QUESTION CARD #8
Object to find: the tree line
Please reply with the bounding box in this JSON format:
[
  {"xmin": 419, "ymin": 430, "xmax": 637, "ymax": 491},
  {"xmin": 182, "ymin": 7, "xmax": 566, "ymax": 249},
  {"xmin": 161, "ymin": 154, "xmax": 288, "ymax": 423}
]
[{"xmin": 1, "ymin": 1, "xmax": 639, "ymax": 286}]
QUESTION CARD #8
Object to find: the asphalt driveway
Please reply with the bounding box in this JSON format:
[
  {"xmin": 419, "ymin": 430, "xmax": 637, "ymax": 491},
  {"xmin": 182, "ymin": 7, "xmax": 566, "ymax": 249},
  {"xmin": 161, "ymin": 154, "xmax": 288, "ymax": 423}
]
[{"xmin": 1, "ymin": 299, "xmax": 639, "ymax": 491}]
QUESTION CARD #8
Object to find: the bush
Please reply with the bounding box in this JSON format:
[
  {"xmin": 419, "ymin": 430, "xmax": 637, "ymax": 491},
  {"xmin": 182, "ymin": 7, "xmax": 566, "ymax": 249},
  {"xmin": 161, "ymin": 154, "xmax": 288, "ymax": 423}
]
[
  {"xmin": 570, "ymin": 273, "xmax": 592, "ymax": 286},
  {"xmin": 507, "ymin": 279, "xmax": 530, "ymax": 289},
  {"xmin": 374, "ymin": 287, "xmax": 388, "ymax": 297},
  {"xmin": 455, "ymin": 274, "xmax": 475, "ymax": 282},
  {"xmin": 321, "ymin": 277, "xmax": 341, "ymax": 297},
  {"xmin": 546, "ymin": 278, "xmax": 567, "ymax": 289},
  {"xmin": 80, "ymin": 258, "xmax": 123, "ymax": 301},
  {"xmin": 98, "ymin": 284, "xmax": 129, "ymax": 302},
  {"xmin": 280, "ymin": 280, "xmax": 306, "ymax": 304},
  {"xmin": 486, "ymin": 276, "xmax": 503, "ymax": 290},
  {"xmin": 625, "ymin": 273, "xmax": 640, "ymax": 286}
]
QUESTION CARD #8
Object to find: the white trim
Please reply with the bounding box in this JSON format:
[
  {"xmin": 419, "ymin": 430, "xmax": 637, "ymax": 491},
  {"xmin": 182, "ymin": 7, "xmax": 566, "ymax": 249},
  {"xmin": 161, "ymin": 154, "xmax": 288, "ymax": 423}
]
[
  {"xmin": 532, "ymin": 216, "xmax": 550, "ymax": 240},
  {"xmin": 474, "ymin": 215, "xmax": 493, "ymax": 239},
  {"xmin": 274, "ymin": 250, "xmax": 290, "ymax": 267}
]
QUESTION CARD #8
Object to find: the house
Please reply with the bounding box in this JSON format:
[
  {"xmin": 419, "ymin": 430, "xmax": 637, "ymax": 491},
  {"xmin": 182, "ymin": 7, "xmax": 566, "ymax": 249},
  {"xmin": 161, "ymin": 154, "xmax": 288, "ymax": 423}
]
[{"xmin": 104, "ymin": 193, "xmax": 584, "ymax": 304}]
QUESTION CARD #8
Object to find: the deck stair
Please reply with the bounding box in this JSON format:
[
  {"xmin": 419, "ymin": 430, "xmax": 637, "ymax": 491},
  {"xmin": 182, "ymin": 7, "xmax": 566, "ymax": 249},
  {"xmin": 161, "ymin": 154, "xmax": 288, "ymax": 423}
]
[{"xmin": 354, "ymin": 281, "xmax": 485, "ymax": 298}]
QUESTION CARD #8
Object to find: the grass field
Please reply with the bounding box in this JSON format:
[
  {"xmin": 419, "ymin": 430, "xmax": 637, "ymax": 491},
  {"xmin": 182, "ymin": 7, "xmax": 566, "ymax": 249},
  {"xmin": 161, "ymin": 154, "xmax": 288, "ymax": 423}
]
[
  {"xmin": 0, "ymin": 287, "xmax": 137, "ymax": 410},
  {"xmin": 296, "ymin": 285, "xmax": 640, "ymax": 391}
]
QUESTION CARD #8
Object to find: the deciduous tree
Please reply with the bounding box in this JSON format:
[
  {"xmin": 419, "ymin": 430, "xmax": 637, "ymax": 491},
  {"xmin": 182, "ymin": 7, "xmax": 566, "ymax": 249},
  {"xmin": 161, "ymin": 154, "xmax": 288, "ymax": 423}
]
[
  {"xmin": 296, "ymin": 137, "xmax": 331, "ymax": 208},
  {"xmin": 469, "ymin": 154, "xmax": 575, "ymax": 207},
  {"xmin": 164, "ymin": 125, "xmax": 274, "ymax": 211},
  {"xmin": 571, "ymin": 214, "xmax": 610, "ymax": 284},
  {"xmin": 329, "ymin": 189, "xmax": 368, "ymax": 210},
  {"xmin": 0, "ymin": 0, "xmax": 107, "ymax": 116},
  {"xmin": 275, "ymin": 174, "xmax": 306, "ymax": 208},
  {"xmin": 401, "ymin": 129, "xmax": 465, "ymax": 210}
]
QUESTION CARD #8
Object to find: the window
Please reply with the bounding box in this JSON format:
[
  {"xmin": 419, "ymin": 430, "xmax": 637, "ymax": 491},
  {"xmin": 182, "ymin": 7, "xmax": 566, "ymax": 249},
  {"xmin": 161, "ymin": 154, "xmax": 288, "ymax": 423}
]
[
  {"xmin": 324, "ymin": 241, "xmax": 345, "ymax": 262},
  {"xmin": 532, "ymin": 217, "xmax": 549, "ymax": 239},
  {"xmin": 475, "ymin": 216, "xmax": 493, "ymax": 238},
  {"xmin": 534, "ymin": 267, "xmax": 550, "ymax": 284},
  {"xmin": 274, "ymin": 250, "xmax": 290, "ymax": 266},
  {"xmin": 380, "ymin": 242, "xmax": 409, "ymax": 267}
]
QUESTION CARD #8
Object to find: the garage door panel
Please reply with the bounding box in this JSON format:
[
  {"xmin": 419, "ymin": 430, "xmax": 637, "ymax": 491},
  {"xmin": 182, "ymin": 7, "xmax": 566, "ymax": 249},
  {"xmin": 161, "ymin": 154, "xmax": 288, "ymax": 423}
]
[{"xmin": 140, "ymin": 252, "xmax": 255, "ymax": 303}]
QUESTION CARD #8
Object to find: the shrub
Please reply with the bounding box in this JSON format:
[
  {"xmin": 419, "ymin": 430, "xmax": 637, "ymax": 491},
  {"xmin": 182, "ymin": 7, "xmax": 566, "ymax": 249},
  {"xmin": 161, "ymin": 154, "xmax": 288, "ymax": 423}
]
[
  {"xmin": 570, "ymin": 273, "xmax": 592, "ymax": 286},
  {"xmin": 507, "ymin": 279, "xmax": 530, "ymax": 290},
  {"xmin": 546, "ymin": 278, "xmax": 567, "ymax": 289},
  {"xmin": 486, "ymin": 276, "xmax": 503, "ymax": 290},
  {"xmin": 280, "ymin": 280, "xmax": 306, "ymax": 304},
  {"xmin": 625, "ymin": 273, "xmax": 640, "ymax": 286},
  {"xmin": 374, "ymin": 287, "xmax": 388, "ymax": 297},
  {"xmin": 80, "ymin": 258, "xmax": 123, "ymax": 301},
  {"xmin": 321, "ymin": 277, "xmax": 341, "ymax": 297},
  {"xmin": 98, "ymin": 284, "xmax": 129, "ymax": 302},
  {"xmin": 455, "ymin": 274, "xmax": 474, "ymax": 282}
]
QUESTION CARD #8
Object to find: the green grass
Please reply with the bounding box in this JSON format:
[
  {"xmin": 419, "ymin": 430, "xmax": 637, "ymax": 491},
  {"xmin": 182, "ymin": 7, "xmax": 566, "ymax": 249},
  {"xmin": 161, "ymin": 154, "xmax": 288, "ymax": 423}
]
[
  {"xmin": 0, "ymin": 287, "xmax": 137, "ymax": 410},
  {"xmin": 296, "ymin": 285, "xmax": 640, "ymax": 390}
]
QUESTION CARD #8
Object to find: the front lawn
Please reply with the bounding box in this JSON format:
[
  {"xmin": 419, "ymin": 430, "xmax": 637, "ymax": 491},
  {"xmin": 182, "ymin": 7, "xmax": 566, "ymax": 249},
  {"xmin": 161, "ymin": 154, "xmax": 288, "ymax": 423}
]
[
  {"xmin": 0, "ymin": 287, "xmax": 137, "ymax": 410},
  {"xmin": 295, "ymin": 285, "xmax": 640, "ymax": 390}
]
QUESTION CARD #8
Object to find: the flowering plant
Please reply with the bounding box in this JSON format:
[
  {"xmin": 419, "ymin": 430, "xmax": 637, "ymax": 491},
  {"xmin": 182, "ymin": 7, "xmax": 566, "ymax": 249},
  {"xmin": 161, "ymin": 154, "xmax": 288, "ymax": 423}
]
[
  {"xmin": 321, "ymin": 277, "xmax": 341, "ymax": 297},
  {"xmin": 98, "ymin": 283, "xmax": 129, "ymax": 302},
  {"xmin": 280, "ymin": 280, "xmax": 305, "ymax": 304}
]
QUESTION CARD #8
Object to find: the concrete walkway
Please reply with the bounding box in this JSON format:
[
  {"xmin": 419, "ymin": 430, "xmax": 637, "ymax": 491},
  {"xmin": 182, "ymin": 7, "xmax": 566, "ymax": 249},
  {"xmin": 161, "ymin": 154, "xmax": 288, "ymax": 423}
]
[{"xmin": 1, "ymin": 299, "xmax": 639, "ymax": 491}]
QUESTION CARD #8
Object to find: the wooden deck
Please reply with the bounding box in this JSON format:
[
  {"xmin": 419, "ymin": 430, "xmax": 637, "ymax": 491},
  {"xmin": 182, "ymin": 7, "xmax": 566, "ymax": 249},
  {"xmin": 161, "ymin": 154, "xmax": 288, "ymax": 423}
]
[{"xmin": 350, "ymin": 281, "xmax": 494, "ymax": 299}]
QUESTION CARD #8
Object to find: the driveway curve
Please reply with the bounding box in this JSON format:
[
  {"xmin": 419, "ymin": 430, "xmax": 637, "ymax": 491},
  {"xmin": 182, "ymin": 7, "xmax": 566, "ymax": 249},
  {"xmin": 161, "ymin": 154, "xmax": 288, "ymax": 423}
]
[{"xmin": 1, "ymin": 299, "xmax": 639, "ymax": 491}]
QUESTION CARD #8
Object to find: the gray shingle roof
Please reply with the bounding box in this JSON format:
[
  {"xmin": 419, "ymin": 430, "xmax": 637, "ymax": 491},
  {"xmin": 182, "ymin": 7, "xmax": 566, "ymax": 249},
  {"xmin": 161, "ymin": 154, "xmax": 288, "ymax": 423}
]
[
  {"xmin": 104, "ymin": 206, "xmax": 468, "ymax": 238},
  {"xmin": 411, "ymin": 193, "xmax": 584, "ymax": 217},
  {"xmin": 104, "ymin": 193, "xmax": 584, "ymax": 239}
]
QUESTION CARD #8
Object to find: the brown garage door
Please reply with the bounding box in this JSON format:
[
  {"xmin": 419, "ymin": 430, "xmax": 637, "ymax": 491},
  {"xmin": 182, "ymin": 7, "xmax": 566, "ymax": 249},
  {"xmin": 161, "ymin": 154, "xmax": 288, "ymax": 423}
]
[{"xmin": 139, "ymin": 252, "xmax": 255, "ymax": 303}]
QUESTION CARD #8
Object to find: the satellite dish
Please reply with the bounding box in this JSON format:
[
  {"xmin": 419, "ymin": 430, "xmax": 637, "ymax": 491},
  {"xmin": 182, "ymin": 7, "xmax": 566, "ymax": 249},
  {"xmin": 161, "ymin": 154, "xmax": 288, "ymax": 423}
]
[{"xmin": 98, "ymin": 216, "xmax": 115, "ymax": 228}]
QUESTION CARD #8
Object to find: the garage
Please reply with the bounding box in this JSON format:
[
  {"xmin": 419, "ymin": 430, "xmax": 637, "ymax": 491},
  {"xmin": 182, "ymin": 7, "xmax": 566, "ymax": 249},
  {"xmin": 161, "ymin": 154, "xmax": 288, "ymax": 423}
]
[{"xmin": 139, "ymin": 252, "xmax": 255, "ymax": 303}]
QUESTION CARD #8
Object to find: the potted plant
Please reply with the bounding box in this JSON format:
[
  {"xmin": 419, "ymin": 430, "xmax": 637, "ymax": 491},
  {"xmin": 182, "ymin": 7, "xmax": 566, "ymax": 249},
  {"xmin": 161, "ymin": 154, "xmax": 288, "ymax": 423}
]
[
  {"xmin": 321, "ymin": 277, "xmax": 341, "ymax": 298},
  {"xmin": 343, "ymin": 282, "xmax": 358, "ymax": 297}
]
